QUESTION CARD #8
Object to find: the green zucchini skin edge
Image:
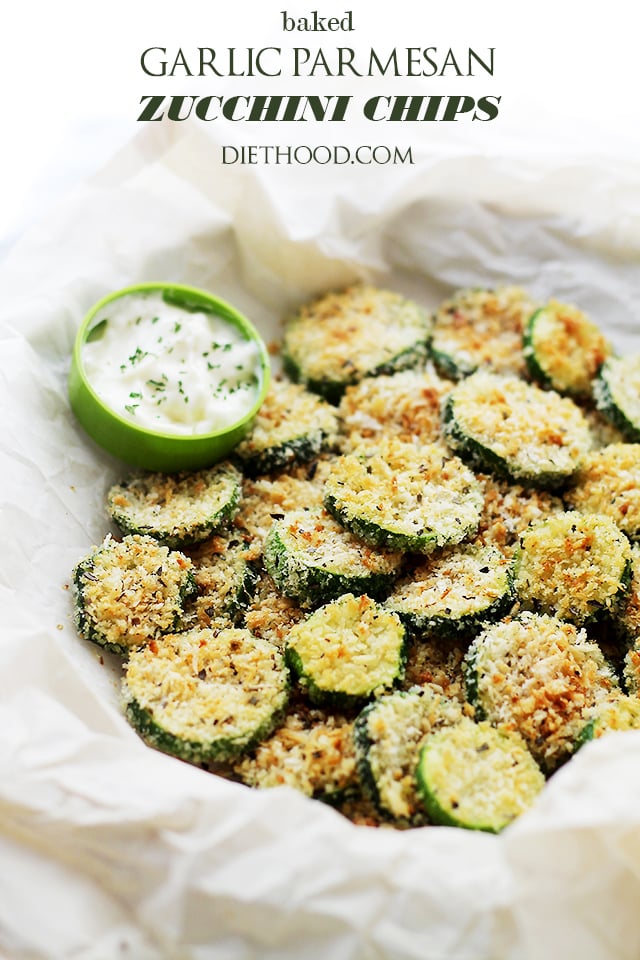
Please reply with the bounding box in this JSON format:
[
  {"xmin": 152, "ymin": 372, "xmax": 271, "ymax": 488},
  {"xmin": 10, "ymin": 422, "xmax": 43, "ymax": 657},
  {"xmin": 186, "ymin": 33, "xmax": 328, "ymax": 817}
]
[
  {"xmin": 429, "ymin": 344, "xmax": 476, "ymax": 382},
  {"xmin": 522, "ymin": 308, "xmax": 555, "ymax": 391},
  {"xmin": 235, "ymin": 432, "xmax": 337, "ymax": 478},
  {"xmin": 441, "ymin": 393, "xmax": 578, "ymax": 490},
  {"xmin": 125, "ymin": 692, "xmax": 289, "ymax": 765},
  {"xmin": 324, "ymin": 493, "xmax": 442, "ymax": 554},
  {"xmin": 264, "ymin": 524, "xmax": 399, "ymax": 607},
  {"xmin": 284, "ymin": 640, "xmax": 406, "ymax": 711},
  {"xmin": 283, "ymin": 340, "xmax": 431, "ymax": 405},
  {"xmin": 73, "ymin": 561, "xmax": 197, "ymax": 656},
  {"xmin": 462, "ymin": 644, "xmax": 485, "ymax": 721},
  {"xmin": 415, "ymin": 741, "xmax": 499, "ymax": 833},
  {"xmin": 109, "ymin": 484, "xmax": 241, "ymax": 550},
  {"xmin": 352, "ymin": 701, "xmax": 386, "ymax": 812},
  {"xmin": 594, "ymin": 366, "xmax": 640, "ymax": 443},
  {"xmin": 390, "ymin": 575, "xmax": 515, "ymax": 640}
]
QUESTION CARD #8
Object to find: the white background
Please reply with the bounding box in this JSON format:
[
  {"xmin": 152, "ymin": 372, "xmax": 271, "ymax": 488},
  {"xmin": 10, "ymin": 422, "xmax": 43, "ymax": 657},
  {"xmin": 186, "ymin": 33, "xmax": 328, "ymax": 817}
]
[{"xmin": 3, "ymin": 0, "xmax": 640, "ymax": 258}]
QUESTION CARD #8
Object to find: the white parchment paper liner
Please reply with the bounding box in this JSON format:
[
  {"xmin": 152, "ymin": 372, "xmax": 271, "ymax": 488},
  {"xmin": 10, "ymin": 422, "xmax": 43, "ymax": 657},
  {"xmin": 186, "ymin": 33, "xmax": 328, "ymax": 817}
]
[{"xmin": 2, "ymin": 123, "xmax": 640, "ymax": 959}]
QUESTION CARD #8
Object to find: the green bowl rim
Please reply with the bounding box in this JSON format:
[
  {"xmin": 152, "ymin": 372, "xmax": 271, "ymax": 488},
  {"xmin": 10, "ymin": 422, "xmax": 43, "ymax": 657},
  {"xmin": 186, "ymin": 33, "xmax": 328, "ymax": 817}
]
[{"xmin": 72, "ymin": 281, "xmax": 271, "ymax": 442}]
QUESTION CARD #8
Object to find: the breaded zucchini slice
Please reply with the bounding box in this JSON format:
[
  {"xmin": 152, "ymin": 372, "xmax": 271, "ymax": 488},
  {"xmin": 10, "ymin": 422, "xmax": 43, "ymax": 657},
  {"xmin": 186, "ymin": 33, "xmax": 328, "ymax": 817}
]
[
  {"xmin": 264, "ymin": 508, "xmax": 403, "ymax": 607},
  {"xmin": 285, "ymin": 594, "xmax": 406, "ymax": 708},
  {"xmin": 124, "ymin": 627, "xmax": 289, "ymax": 764},
  {"xmin": 337, "ymin": 369, "xmax": 450, "ymax": 451},
  {"xmin": 594, "ymin": 354, "xmax": 640, "ymax": 442},
  {"xmin": 107, "ymin": 463, "xmax": 242, "ymax": 549},
  {"xmin": 565, "ymin": 444, "xmax": 640, "ymax": 542},
  {"xmin": 416, "ymin": 718, "xmax": 545, "ymax": 832},
  {"xmin": 514, "ymin": 512, "xmax": 632, "ymax": 624},
  {"xmin": 235, "ymin": 706, "xmax": 358, "ymax": 801},
  {"xmin": 430, "ymin": 286, "xmax": 536, "ymax": 380},
  {"xmin": 234, "ymin": 380, "xmax": 340, "ymax": 476},
  {"xmin": 442, "ymin": 371, "xmax": 592, "ymax": 488},
  {"xmin": 354, "ymin": 686, "xmax": 463, "ymax": 822},
  {"xmin": 384, "ymin": 544, "xmax": 514, "ymax": 638},
  {"xmin": 523, "ymin": 301, "xmax": 611, "ymax": 397},
  {"xmin": 464, "ymin": 613, "xmax": 619, "ymax": 770},
  {"xmin": 73, "ymin": 534, "xmax": 196, "ymax": 655},
  {"xmin": 233, "ymin": 471, "xmax": 327, "ymax": 557},
  {"xmin": 186, "ymin": 537, "xmax": 258, "ymax": 626},
  {"xmin": 576, "ymin": 694, "xmax": 640, "ymax": 747},
  {"xmin": 282, "ymin": 285, "xmax": 431, "ymax": 403},
  {"xmin": 475, "ymin": 473, "xmax": 564, "ymax": 558},
  {"xmin": 323, "ymin": 438, "xmax": 484, "ymax": 554}
]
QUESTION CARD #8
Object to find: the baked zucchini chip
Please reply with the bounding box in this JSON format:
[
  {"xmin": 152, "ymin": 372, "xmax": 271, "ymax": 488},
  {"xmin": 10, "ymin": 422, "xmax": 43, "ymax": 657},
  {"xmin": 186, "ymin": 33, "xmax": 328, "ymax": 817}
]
[
  {"xmin": 283, "ymin": 285, "xmax": 431, "ymax": 403},
  {"xmin": 337, "ymin": 369, "xmax": 450, "ymax": 451},
  {"xmin": 187, "ymin": 537, "xmax": 258, "ymax": 626},
  {"xmin": 285, "ymin": 594, "xmax": 406, "ymax": 708},
  {"xmin": 264, "ymin": 508, "xmax": 403, "ymax": 607},
  {"xmin": 464, "ymin": 613, "xmax": 619, "ymax": 770},
  {"xmin": 523, "ymin": 301, "xmax": 611, "ymax": 397},
  {"xmin": 235, "ymin": 706, "xmax": 358, "ymax": 801},
  {"xmin": 107, "ymin": 463, "xmax": 242, "ymax": 549},
  {"xmin": 124, "ymin": 627, "xmax": 289, "ymax": 764},
  {"xmin": 565, "ymin": 444, "xmax": 640, "ymax": 541},
  {"xmin": 594, "ymin": 354, "xmax": 640, "ymax": 442},
  {"xmin": 73, "ymin": 534, "xmax": 196, "ymax": 655},
  {"xmin": 442, "ymin": 371, "xmax": 592, "ymax": 488},
  {"xmin": 234, "ymin": 380, "xmax": 340, "ymax": 476},
  {"xmin": 354, "ymin": 686, "xmax": 463, "ymax": 822},
  {"xmin": 323, "ymin": 438, "xmax": 484, "ymax": 553},
  {"xmin": 514, "ymin": 512, "xmax": 632, "ymax": 624},
  {"xmin": 576, "ymin": 694, "xmax": 640, "ymax": 748},
  {"xmin": 430, "ymin": 286, "xmax": 536, "ymax": 380},
  {"xmin": 384, "ymin": 544, "xmax": 514, "ymax": 638},
  {"xmin": 416, "ymin": 718, "xmax": 545, "ymax": 833}
]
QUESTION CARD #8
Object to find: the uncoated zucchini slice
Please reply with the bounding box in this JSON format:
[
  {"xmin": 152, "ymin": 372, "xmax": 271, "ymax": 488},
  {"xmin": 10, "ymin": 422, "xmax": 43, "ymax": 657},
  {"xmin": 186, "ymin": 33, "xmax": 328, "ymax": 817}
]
[
  {"xmin": 234, "ymin": 380, "xmax": 340, "ymax": 476},
  {"xmin": 565, "ymin": 443, "xmax": 640, "ymax": 542},
  {"xmin": 285, "ymin": 593, "xmax": 406, "ymax": 708},
  {"xmin": 354, "ymin": 686, "xmax": 463, "ymax": 822},
  {"xmin": 594, "ymin": 354, "xmax": 640, "ymax": 442},
  {"xmin": 416, "ymin": 717, "xmax": 545, "ymax": 833},
  {"xmin": 442, "ymin": 371, "xmax": 592, "ymax": 488},
  {"xmin": 523, "ymin": 301, "xmax": 611, "ymax": 397},
  {"xmin": 384, "ymin": 543, "xmax": 514, "ymax": 638},
  {"xmin": 107, "ymin": 463, "xmax": 242, "ymax": 549},
  {"xmin": 124, "ymin": 627, "xmax": 289, "ymax": 764},
  {"xmin": 464, "ymin": 613, "xmax": 619, "ymax": 771},
  {"xmin": 323, "ymin": 438, "xmax": 484, "ymax": 554},
  {"xmin": 282, "ymin": 285, "xmax": 431, "ymax": 403},
  {"xmin": 430, "ymin": 286, "xmax": 536, "ymax": 380},
  {"xmin": 73, "ymin": 534, "xmax": 196, "ymax": 655},
  {"xmin": 264, "ymin": 507, "xmax": 403, "ymax": 607}
]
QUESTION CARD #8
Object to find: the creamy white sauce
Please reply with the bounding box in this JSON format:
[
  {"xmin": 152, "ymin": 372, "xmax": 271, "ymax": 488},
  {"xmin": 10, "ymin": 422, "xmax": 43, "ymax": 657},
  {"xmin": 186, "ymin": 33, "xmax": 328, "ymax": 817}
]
[{"xmin": 82, "ymin": 291, "xmax": 263, "ymax": 435}]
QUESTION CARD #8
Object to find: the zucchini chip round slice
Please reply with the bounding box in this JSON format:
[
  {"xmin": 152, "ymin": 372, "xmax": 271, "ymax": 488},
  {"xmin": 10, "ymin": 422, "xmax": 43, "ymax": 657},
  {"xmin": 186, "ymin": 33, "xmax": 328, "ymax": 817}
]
[
  {"xmin": 235, "ymin": 707, "xmax": 358, "ymax": 801},
  {"xmin": 323, "ymin": 438, "xmax": 484, "ymax": 554},
  {"xmin": 523, "ymin": 301, "xmax": 611, "ymax": 397},
  {"xmin": 594, "ymin": 354, "xmax": 640, "ymax": 442},
  {"xmin": 416, "ymin": 718, "xmax": 545, "ymax": 833},
  {"xmin": 430, "ymin": 286, "xmax": 536, "ymax": 380},
  {"xmin": 384, "ymin": 544, "xmax": 514, "ymax": 638},
  {"xmin": 264, "ymin": 508, "xmax": 403, "ymax": 607},
  {"xmin": 464, "ymin": 613, "xmax": 619, "ymax": 770},
  {"xmin": 442, "ymin": 371, "xmax": 592, "ymax": 488},
  {"xmin": 514, "ymin": 512, "xmax": 632, "ymax": 624},
  {"xmin": 124, "ymin": 627, "xmax": 289, "ymax": 764},
  {"xmin": 186, "ymin": 537, "xmax": 258, "ymax": 626},
  {"xmin": 576, "ymin": 694, "xmax": 640, "ymax": 748},
  {"xmin": 283, "ymin": 285, "xmax": 431, "ymax": 403},
  {"xmin": 107, "ymin": 463, "xmax": 242, "ymax": 549},
  {"xmin": 234, "ymin": 380, "xmax": 340, "ymax": 476},
  {"xmin": 285, "ymin": 594, "xmax": 406, "ymax": 708},
  {"xmin": 565, "ymin": 444, "xmax": 640, "ymax": 542},
  {"xmin": 73, "ymin": 534, "xmax": 196, "ymax": 655},
  {"xmin": 354, "ymin": 686, "xmax": 463, "ymax": 822}
]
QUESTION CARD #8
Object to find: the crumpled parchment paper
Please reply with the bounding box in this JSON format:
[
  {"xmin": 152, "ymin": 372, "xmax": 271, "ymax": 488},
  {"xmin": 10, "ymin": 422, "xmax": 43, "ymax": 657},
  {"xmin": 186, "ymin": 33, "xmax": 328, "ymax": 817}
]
[{"xmin": 2, "ymin": 121, "xmax": 640, "ymax": 960}]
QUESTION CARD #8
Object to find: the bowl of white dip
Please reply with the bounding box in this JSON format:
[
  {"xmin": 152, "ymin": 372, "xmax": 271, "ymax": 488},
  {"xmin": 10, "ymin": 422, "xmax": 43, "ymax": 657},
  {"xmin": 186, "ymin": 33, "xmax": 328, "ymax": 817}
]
[{"xmin": 68, "ymin": 283, "xmax": 271, "ymax": 471}]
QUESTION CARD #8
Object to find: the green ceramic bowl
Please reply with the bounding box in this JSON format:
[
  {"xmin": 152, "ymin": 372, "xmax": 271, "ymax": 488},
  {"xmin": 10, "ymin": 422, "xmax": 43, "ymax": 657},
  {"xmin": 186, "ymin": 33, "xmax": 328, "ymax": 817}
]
[{"xmin": 68, "ymin": 282, "xmax": 271, "ymax": 472}]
